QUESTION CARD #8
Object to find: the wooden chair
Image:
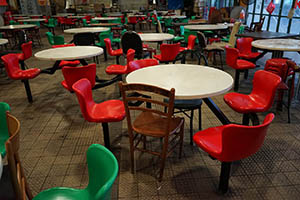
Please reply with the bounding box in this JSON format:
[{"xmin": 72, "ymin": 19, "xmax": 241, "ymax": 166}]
[
  {"xmin": 5, "ymin": 113, "xmax": 33, "ymax": 200},
  {"xmin": 250, "ymin": 16, "xmax": 265, "ymax": 32},
  {"xmin": 119, "ymin": 82, "xmax": 184, "ymax": 181}
]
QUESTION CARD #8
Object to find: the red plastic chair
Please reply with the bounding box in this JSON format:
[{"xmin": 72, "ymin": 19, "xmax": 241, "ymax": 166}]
[
  {"xmin": 128, "ymin": 16, "xmax": 138, "ymax": 31},
  {"xmin": 179, "ymin": 35, "xmax": 196, "ymax": 52},
  {"xmin": 72, "ymin": 78, "xmax": 126, "ymax": 149},
  {"xmin": 224, "ymin": 70, "xmax": 281, "ymax": 125},
  {"xmin": 225, "ymin": 46, "xmax": 256, "ymax": 91},
  {"xmin": 154, "ymin": 43, "xmax": 180, "ymax": 64},
  {"xmin": 264, "ymin": 58, "xmax": 296, "ymax": 123},
  {"xmin": 104, "ymin": 38, "xmax": 123, "ymax": 64},
  {"xmin": 57, "ymin": 17, "xmax": 65, "ymax": 30},
  {"xmin": 105, "ymin": 49, "xmax": 135, "ymax": 75},
  {"xmin": 51, "ymin": 44, "xmax": 81, "ymax": 68},
  {"xmin": 16, "ymin": 41, "xmax": 32, "ymax": 70},
  {"xmin": 236, "ymin": 37, "xmax": 261, "ymax": 61},
  {"xmin": 65, "ymin": 18, "xmax": 76, "ymax": 28},
  {"xmin": 193, "ymin": 113, "xmax": 275, "ymax": 193},
  {"xmin": 127, "ymin": 59, "xmax": 159, "ymax": 73},
  {"xmin": 1, "ymin": 54, "xmax": 40, "ymax": 103},
  {"xmin": 61, "ymin": 64, "xmax": 96, "ymax": 92}
]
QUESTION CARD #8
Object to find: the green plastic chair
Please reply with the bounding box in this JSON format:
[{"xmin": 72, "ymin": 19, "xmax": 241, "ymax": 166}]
[
  {"xmin": 183, "ymin": 29, "xmax": 198, "ymax": 44},
  {"xmin": 45, "ymin": 18, "xmax": 56, "ymax": 28},
  {"xmin": 46, "ymin": 32, "xmax": 54, "ymax": 45},
  {"xmin": 164, "ymin": 18, "xmax": 173, "ymax": 28},
  {"xmin": 82, "ymin": 19, "xmax": 90, "ymax": 27},
  {"xmin": 9, "ymin": 20, "xmax": 19, "ymax": 25},
  {"xmin": 179, "ymin": 18, "xmax": 188, "ymax": 23},
  {"xmin": 191, "ymin": 16, "xmax": 196, "ymax": 20},
  {"xmin": 29, "ymin": 21, "xmax": 40, "ymax": 27},
  {"xmin": 53, "ymin": 35, "xmax": 65, "ymax": 45},
  {"xmin": 96, "ymin": 32, "xmax": 112, "ymax": 60},
  {"xmin": 168, "ymin": 28, "xmax": 184, "ymax": 43},
  {"xmin": 33, "ymin": 144, "xmax": 119, "ymax": 200},
  {"xmin": 0, "ymin": 102, "xmax": 11, "ymax": 157},
  {"xmin": 91, "ymin": 19, "xmax": 98, "ymax": 24},
  {"xmin": 111, "ymin": 18, "xmax": 122, "ymax": 25},
  {"xmin": 0, "ymin": 33, "xmax": 2, "ymax": 38}
]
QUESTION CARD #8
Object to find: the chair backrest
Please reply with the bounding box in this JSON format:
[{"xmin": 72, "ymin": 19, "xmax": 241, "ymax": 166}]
[
  {"xmin": 225, "ymin": 46, "xmax": 239, "ymax": 69},
  {"xmin": 250, "ymin": 16, "xmax": 265, "ymax": 32},
  {"xmin": 62, "ymin": 64, "xmax": 96, "ymax": 92},
  {"xmin": 264, "ymin": 58, "xmax": 289, "ymax": 82},
  {"xmin": 167, "ymin": 28, "xmax": 175, "ymax": 35},
  {"xmin": 126, "ymin": 49, "xmax": 135, "ymax": 67},
  {"xmin": 46, "ymin": 31, "xmax": 54, "ymax": 45},
  {"xmin": 74, "ymin": 32, "xmax": 95, "ymax": 46},
  {"xmin": 187, "ymin": 35, "xmax": 197, "ymax": 50},
  {"xmin": 128, "ymin": 59, "xmax": 159, "ymax": 73},
  {"xmin": 197, "ymin": 31, "xmax": 207, "ymax": 50},
  {"xmin": 250, "ymin": 70, "xmax": 282, "ymax": 111},
  {"xmin": 228, "ymin": 21, "xmax": 241, "ymax": 47},
  {"xmin": 220, "ymin": 113, "xmax": 275, "ymax": 162},
  {"xmin": 236, "ymin": 37, "xmax": 253, "ymax": 55},
  {"xmin": 104, "ymin": 38, "xmax": 114, "ymax": 55},
  {"xmin": 1, "ymin": 54, "xmax": 22, "ymax": 80},
  {"xmin": 0, "ymin": 102, "xmax": 11, "ymax": 157},
  {"xmin": 160, "ymin": 43, "xmax": 180, "ymax": 61},
  {"xmin": 53, "ymin": 35, "xmax": 65, "ymax": 45},
  {"xmin": 82, "ymin": 19, "xmax": 89, "ymax": 26},
  {"xmin": 85, "ymin": 144, "xmax": 119, "ymax": 199},
  {"xmin": 72, "ymin": 78, "xmax": 97, "ymax": 122},
  {"xmin": 5, "ymin": 113, "xmax": 33, "ymax": 200},
  {"xmin": 121, "ymin": 31, "xmax": 143, "ymax": 59},
  {"xmin": 99, "ymin": 32, "xmax": 112, "ymax": 47},
  {"xmin": 119, "ymin": 82, "xmax": 176, "ymax": 137},
  {"xmin": 20, "ymin": 41, "xmax": 32, "ymax": 61},
  {"xmin": 128, "ymin": 16, "xmax": 137, "ymax": 24}
]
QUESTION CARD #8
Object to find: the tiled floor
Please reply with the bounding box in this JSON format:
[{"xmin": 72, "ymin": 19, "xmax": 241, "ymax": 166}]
[{"xmin": 1, "ymin": 26, "xmax": 300, "ymax": 200}]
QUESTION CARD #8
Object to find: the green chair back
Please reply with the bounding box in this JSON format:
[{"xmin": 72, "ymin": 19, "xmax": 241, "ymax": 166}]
[
  {"xmin": 191, "ymin": 16, "xmax": 196, "ymax": 20},
  {"xmin": 121, "ymin": 29, "xmax": 127, "ymax": 35},
  {"xmin": 29, "ymin": 21, "xmax": 40, "ymax": 27},
  {"xmin": 91, "ymin": 19, "xmax": 98, "ymax": 24},
  {"xmin": 168, "ymin": 28, "xmax": 175, "ymax": 35},
  {"xmin": 46, "ymin": 32, "xmax": 54, "ymax": 45},
  {"xmin": 164, "ymin": 18, "xmax": 173, "ymax": 27},
  {"xmin": 83, "ymin": 19, "xmax": 90, "ymax": 27},
  {"xmin": 53, "ymin": 35, "xmax": 65, "ymax": 45},
  {"xmin": 111, "ymin": 18, "xmax": 122, "ymax": 25},
  {"xmin": 98, "ymin": 32, "xmax": 112, "ymax": 47},
  {"xmin": 238, "ymin": 26, "xmax": 245, "ymax": 34},
  {"xmin": 9, "ymin": 20, "xmax": 19, "ymax": 25},
  {"xmin": 180, "ymin": 26, "xmax": 185, "ymax": 36},
  {"xmin": 179, "ymin": 18, "xmax": 188, "ymax": 23},
  {"xmin": 0, "ymin": 102, "xmax": 11, "ymax": 157},
  {"xmin": 184, "ymin": 29, "xmax": 198, "ymax": 43},
  {"xmin": 47, "ymin": 18, "xmax": 57, "ymax": 27},
  {"xmin": 86, "ymin": 144, "xmax": 119, "ymax": 199}
]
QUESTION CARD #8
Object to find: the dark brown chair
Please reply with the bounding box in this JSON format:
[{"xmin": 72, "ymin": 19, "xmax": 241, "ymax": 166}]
[
  {"xmin": 249, "ymin": 16, "xmax": 265, "ymax": 32},
  {"xmin": 119, "ymin": 82, "xmax": 184, "ymax": 182}
]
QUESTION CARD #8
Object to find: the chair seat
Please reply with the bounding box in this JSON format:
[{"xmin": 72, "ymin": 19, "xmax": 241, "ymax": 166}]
[
  {"xmin": 239, "ymin": 52, "xmax": 261, "ymax": 60},
  {"xmin": 179, "ymin": 47, "xmax": 188, "ymax": 52},
  {"xmin": 110, "ymin": 48, "xmax": 123, "ymax": 56},
  {"xmin": 193, "ymin": 126, "xmax": 223, "ymax": 159},
  {"xmin": 236, "ymin": 59, "xmax": 256, "ymax": 70},
  {"xmin": 12, "ymin": 68, "xmax": 40, "ymax": 80},
  {"xmin": 211, "ymin": 42, "xmax": 232, "ymax": 49},
  {"xmin": 59, "ymin": 60, "xmax": 80, "ymax": 68},
  {"xmin": 33, "ymin": 187, "xmax": 88, "ymax": 200},
  {"xmin": 223, "ymin": 92, "xmax": 268, "ymax": 113},
  {"xmin": 205, "ymin": 44, "xmax": 224, "ymax": 51},
  {"xmin": 153, "ymin": 54, "xmax": 162, "ymax": 61},
  {"xmin": 133, "ymin": 111, "xmax": 183, "ymax": 137},
  {"xmin": 105, "ymin": 64, "xmax": 127, "ymax": 75}
]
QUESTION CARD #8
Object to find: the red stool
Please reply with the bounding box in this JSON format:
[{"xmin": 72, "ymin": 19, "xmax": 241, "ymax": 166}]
[
  {"xmin": 104, "ymin": 38, "xmax": 123, "ymax": 64},
  {"xmin": 16, "ymin": 41, "xmax": 32, "ymax": 70},
  {"xmin": 105, "ymin": 49, "xmax": 135, "ymax": 75},
  {"xmin": 224, "ymin": 70, "xmax": 281, "ymax": 125},
  {"xmin": 154, "ymin": 43, "xmax": 180, "ymax": 64},
  {"xmin": 236, "ymin": 37, "xmax": 261, "ymax": 62}
]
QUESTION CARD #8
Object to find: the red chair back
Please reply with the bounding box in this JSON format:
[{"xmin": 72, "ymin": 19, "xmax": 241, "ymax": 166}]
[
  {"xmin": 128, "ymin": 59, "xmax": 159, "ymax": 73},
  {"xmin": 1, "ymin": 54, "xmax": 23, "ymax": 80},
  {"xmin": 104, "ymin": 38, "xmax": 113, "ymax": 56},
  {"xmin": 21, "ymin": 41, "xmax": 32, "ymax": 61},
  {"xmin": 160, "ymin": 43, "xmax": 180, "ymax": 61},
  {"xmin": 221, "ymin": 113, "xmax": 275, "ymax": 162},
  {"xmin": 128, "ymin": 16, "xmax": 137, "ymax": 24},
  {"xmin": 65, "ymin": 18, "xmax": 74, "ymax": 25},
  {"xmin": 225, "ymin": 46, "xmax": 239, "ymax": 69},
  {"xmin": 72, "ymin": 78, "xmax": 96, "ymax": 122},
  {"xmin": 264, "ymin": 58, "xmax": 289, "ymax": 82},
  {"xmin": 126, "ymin": 49, "xmax": 135, "ymax": 66},
  {"xmin": 62, "ymin": 64, "xmax": 96, "ymax": 91},
  {"xmin": 187, "ymin": 35, "xmax": 197, "ymax": 50},
  {"xmin": 57, "ymin": 17, "xmax": 65, "ymax": 24},
  {"xmin": 251, "ymin": 70, "xmax": 282, "ymax": 111},
  {"xmin": 236, "ymin": 37, "xmax": 253, "ymax": 55}
]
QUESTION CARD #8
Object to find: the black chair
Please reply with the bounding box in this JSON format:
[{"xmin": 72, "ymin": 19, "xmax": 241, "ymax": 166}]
[
  {"xmin": 73, "ymin": 32, "xmax": 95, "ymax": 46},
  {"xmin": 121, "ymin": 31, "xmax": 148, "ymax": 59}
]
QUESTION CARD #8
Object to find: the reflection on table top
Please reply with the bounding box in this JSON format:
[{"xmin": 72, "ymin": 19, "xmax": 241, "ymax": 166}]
[
  {"xmin": 64, "ymin": 27, "xmax": 109, "ymax": 34},
  {"xmin": 93, "ymin": 17, "xmax": 118, "ymax": 21},
  {"xmin": 34, "ymin": 46, "xmax": 104, "ymax": 61},
  {"xmin": 126, "ymin": 64, "xmax": 233, "ymax": 99},
  {"xmin": 252, "ymin": 39, "xmax": 300, "ymax": 51},
  {"xmin": 236, "ymin": 31, "xmax": 299, "ymax": 39},
  {"xmin": 184, "ymin": 24, "xmax": 228, "ymax": 31},
  {"xmin": 0, "ymin": 24, "xmax": 37, "ymax": 30},
  {"xmin": 138, "ymin": 33, "xmax": 174, "ymax": 42}
]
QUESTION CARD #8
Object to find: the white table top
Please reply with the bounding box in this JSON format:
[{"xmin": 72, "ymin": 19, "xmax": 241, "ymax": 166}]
[
  {"xmin": 162, "ymin": 15, "xmax": 187, "ymax": 19},
  {"xmin": 0, "ymin": 24, "xmax": 37, "ymax": 30},
  {"xmin": 126, "ymin": 64, "xmax": 233, "ymax": 99},
  {"xmin": 14, "ymin": 17, "xmax": 30, "ymax": 20},
  {"xmin": 107, "ymin": 13, "xmax": 123, "ymax": 17},
  {"xmin": 0, "ymin": 155, "xmax": 2, "ymax": 180},
  {"xmin": 93, "ymin": 17, "xmax": 118, "ymax": 21},
  {"xmin": 217, "ymin": 23, "xmax": 247, "ymax": 27},
  {"xmin": 184, "ymin": 24, "xmax": 228, "ymax": 31},
  {"xmin": 18, "ymin": 19, "xmax": 46, "ymax": 22},
  {"xmin": 64, "ymin": 27, "xmax": 109, "ymax": 34},
  {"xmin": 138, "ymin": 33, "xmax": 174, "ymax": 42},
  {"xmin": 12, "ymin": 14, "xmax": 27, "ymax": 17},
  {"xmin": 0, "ymin": 39, "xmax": 8, "ymax": 45},
  {"xmin": 252, "ymin": 39, "xmax": 300, "ymax": 51},
  {"xmin": 35, "ymin": 46, "xmax": 103, "ymax": 61}
]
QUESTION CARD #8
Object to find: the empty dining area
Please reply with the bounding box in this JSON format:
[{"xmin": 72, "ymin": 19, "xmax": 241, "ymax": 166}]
[{"xmin": 1, "ymin": 0, "xmax": 300, "ymax": 199}]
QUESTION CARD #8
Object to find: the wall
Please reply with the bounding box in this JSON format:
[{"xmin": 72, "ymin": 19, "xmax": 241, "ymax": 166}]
[{"xmin": 118, "ymin": 0, "xmax": 148, "ymax": 10}]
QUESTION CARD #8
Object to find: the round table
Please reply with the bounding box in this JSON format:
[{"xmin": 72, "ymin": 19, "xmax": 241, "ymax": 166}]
[
  {"xmin": 126, "ymin": 64, "xmax": 233, "ymax": 124},
  {"xmin": 138, "ymin": 33, "xmax": 174, "ymax": 42},
  {"xmin": 184, "ymin": 24, "xmax": 228, "ymax": 31},
  {"xmin": 89, "ymin": 23, "xmax": 120, "ymax": 27},
  {"xmin": 162, "ymin": 15, "xmax": 187, "ymax": 19},
  {"xmin": 18, "ymin": 19, "xmax": 46, "ymax": 22},
  {"xmin": 107, "ymin": 13, "xmax": 123, "ymax": 17},
  {"xmin": 252, "ymin": 39, "xmax": 300, "ymax": 58},
  {"xmin": 93, "ymin": 17, "xmax": 118, "ymax": 21},
  {"xmin": 0, "ymin": 24, "xmax": 37, "ymax": 30},
  {"xmin": 126, "ymin": 64, "xmax": 233, "ymax": 99},
  {"xmin": 64, "ymin": 27, "xmax": 110, "ymax": 34},
  {"xmin": 0, "ymin": 38, "xmax": 8, "ymax": 45},
  {"xmin": 217, "ymin": 23, "xmax": 247, "ymax": 28},
  {"xmin": 35, "ymin": 46, "xmax": 103, "ymax": 61}
]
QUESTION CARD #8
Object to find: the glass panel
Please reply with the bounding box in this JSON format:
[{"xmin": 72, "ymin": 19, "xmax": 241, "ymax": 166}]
[
  {"xmin": 262, "ymin": 15, "xmax": 269, "ymax": 30},
  {"xmin": 282, "ymin": 0, "xmax": 294, "ymax": 16},
  {"xmin": 255, "ymin": 0, "xmax": 263, "ymax": 13},
  {"xmin": 290, "ymin": 18, "xmax": 300, "ymax": 34},
  {"xmin": 278, "ymin": 17, "xmax": 289, "ymax": 32},
  {"xmin": 247, "ymin": 14, "xmax": 253, "ymax": 26},
  {"xmin": 248, "ymin": 2, "xmax": 254, "ymax": 13},
  {"xmin": 269, "ymin": 16, "xmax": 278, "ymax": 32}
]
